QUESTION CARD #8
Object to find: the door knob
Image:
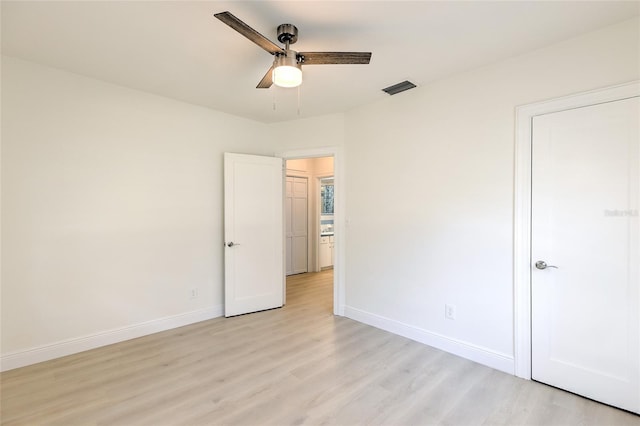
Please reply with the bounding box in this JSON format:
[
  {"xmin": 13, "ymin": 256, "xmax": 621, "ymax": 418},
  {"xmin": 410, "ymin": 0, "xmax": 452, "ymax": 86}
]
[
  {"xmin": 226, "ymin": 242, "xmax": 240, "ymax": 247},
  {"xmin": 535, "ymin": 260, "xmax": 558, "ymax": 270}
]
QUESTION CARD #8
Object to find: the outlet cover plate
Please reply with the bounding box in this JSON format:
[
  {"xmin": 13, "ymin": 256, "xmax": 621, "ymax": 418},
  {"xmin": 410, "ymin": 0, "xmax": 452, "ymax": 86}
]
[{"xmin": 445, "ymin": 304, "xmax": 456, "ymax": 320}]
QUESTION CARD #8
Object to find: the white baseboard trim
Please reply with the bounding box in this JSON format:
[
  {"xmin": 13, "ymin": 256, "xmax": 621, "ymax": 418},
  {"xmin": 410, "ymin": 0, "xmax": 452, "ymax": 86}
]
[
  {"xmin": 1, "ymin": 305, "xmax": 223, "ymax": 372},
  {"xmin": 344, "ymin": 306, "xmax": 514, "ymax": 375}
]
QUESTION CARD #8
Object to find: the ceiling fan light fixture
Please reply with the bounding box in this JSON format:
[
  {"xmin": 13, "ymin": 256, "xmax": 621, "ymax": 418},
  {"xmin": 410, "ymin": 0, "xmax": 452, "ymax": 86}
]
[
  {"xmin": 214, "ymin": 12, "xmax": 371, "ymax": 90},
  {"xmin": 272, "ymin": 53, "xmax": 302, "ymax": 88}
]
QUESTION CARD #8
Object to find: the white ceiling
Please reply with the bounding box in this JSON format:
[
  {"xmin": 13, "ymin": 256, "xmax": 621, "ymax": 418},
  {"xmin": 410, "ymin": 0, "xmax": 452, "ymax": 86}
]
[{"xmin": 2, "ymin": 1, "xmax": 638, "ymax": 123}]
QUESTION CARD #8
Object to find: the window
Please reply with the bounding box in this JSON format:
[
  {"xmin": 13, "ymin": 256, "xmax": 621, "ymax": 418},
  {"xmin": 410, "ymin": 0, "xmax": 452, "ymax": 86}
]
[{"xmin": 320, "ymin": 179, "xmax": 334, "ymax": 215}]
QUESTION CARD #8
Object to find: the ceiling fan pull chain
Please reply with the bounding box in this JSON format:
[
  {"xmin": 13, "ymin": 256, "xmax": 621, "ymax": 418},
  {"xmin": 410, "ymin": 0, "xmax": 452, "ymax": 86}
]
[
  {"xmin": 297, "ymin": 86, "xmax": 301, "ymax": 116},
  {"xmin": 273, "ymin": 89, "xmax": 277, "ymax": 111}
]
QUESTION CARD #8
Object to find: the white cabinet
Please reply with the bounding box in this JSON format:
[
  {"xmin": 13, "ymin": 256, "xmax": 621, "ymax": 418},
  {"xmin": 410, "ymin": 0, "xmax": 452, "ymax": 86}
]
[{"xmin": 319, "ymin": 235, "xmax": 334, "ymax": 269}]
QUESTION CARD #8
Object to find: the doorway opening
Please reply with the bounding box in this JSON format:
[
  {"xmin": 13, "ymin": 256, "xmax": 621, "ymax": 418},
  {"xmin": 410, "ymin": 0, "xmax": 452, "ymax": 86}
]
[
  {"xmin": 283, "ymin": 153, "xmax": 338, "ymax": 315},
  {"xmin": 319, "ymin": 177, "xmax": 335, "ymax": 271}
]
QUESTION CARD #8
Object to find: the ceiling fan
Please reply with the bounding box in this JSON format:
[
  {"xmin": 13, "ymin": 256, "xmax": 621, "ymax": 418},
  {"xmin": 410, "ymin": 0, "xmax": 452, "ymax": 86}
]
[{"xmin": 214, "ymin": 11, "xmax": 372, "ymax": 89}]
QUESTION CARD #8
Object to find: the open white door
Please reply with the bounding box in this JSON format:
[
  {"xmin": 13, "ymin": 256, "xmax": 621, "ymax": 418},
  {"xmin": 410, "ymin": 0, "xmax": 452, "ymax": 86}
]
[
  {"xmin": 531, "ymin": 97, "xmax": 639, "ymax": 413},
  {"xmin": 224, "ymin": 153, "xmax": 284, "ymax": 317}
]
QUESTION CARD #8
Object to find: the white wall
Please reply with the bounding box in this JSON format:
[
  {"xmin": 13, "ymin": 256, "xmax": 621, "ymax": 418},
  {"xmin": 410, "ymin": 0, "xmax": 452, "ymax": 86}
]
[
  {"xmin": 342, "ymin": 17, "xmax": 639, "ymax": 372},
  {"xmin": 271, "ymin": 113, "xmax": 345, "ymax": 152},
  {"xmin": 1, "ymin": 57, "xmax": 275, "ymax": 369},
  {"xmin": 286, "ymin": 157, "xmax": 334, "ymax": 177}
]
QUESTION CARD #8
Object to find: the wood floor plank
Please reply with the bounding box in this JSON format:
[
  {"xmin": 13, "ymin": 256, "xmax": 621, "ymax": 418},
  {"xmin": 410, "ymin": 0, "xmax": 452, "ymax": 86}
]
[{"xmin": 1, "ymin": 270, "xmax": 638, "ymax": 425}]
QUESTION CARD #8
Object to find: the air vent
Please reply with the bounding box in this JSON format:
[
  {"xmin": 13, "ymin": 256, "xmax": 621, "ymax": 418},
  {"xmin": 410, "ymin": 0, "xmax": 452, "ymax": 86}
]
[{"xmin": 382, "ymin": 80, "xmax": 417, "ymax": 95}]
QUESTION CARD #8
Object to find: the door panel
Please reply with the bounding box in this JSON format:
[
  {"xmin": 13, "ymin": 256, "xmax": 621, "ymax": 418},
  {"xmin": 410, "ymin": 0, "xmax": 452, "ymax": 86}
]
[
  {"xmin": 224, "ymin": 153, "xmax": 284, "ymax": 317},
  {"xmin": 285, "ymin": 195, "xmax": 293, "ymax": 275},
  {"xmin": 285, "ymin": 176, "xmax": 308, "ymax": 275},
  {"xmin": 531, "ymin": 97, "xmax": 639, "ymax": 413},
  {"xmin": 292, "ymin": 196, "xmax": 307, "ymax": 273}
]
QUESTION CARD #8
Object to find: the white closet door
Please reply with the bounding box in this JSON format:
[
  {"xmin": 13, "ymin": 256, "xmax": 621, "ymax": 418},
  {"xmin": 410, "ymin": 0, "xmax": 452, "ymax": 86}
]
[
  {"xmin": 285, "ymin": 178, "xmax": 294, "ymax": 275},
  {"xmin": 531, "ymin": 97, "xmax": 639, "ymax": 413},
  {"xmin": 286, "ymin": 177, "xmax": 308, "ymax": 275}
]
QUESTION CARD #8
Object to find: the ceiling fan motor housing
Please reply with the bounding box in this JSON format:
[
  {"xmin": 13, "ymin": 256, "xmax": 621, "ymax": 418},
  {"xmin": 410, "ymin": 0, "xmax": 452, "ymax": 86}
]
[
  {"xmin": 277, "ymin": 23, "xmax": 298, "ymax": 44},
  {"xmin": 274, "ymin": 50, "xmax": 302, "ymax": 68}
]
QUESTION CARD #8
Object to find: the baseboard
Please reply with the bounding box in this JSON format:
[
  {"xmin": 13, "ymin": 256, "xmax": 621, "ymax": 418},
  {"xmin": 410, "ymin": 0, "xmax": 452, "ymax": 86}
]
[
  {"xmin": 1, "ymin": 305, "xmax": 223, "ymax": 372},
  {"xmin": 344, "ymin": 306, "xmax": 514, "ymax": 374}
]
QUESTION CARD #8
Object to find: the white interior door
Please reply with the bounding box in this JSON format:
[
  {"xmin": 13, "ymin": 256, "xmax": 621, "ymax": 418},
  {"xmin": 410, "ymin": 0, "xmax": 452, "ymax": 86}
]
[
  {"xmin": 285, "ymin": 179, "xmax": 293, "ymax": 275},
  {"xmin": 224, "ymin": 153, "xmax": 284, "ymax": 317},
  {"xmin": 292, "ymin": 177, "xmax": 308, "ymax": 274},
  {"xmin": 285, "ymin": 176, "xmax": 308, "ymax": 275},
  {"xmin": 531, "ymin": 97, "xmax": 639, "ymax": 413}
]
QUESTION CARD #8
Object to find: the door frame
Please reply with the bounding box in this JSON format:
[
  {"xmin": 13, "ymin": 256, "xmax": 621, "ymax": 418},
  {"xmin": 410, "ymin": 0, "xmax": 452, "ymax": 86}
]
[
  {"xmin": 278, "ymin": 147, "xmax": 344, "ymax": 316},
  {"xmin": 514, "ymin": 80, "xmax": 639, "ymax": 379}
]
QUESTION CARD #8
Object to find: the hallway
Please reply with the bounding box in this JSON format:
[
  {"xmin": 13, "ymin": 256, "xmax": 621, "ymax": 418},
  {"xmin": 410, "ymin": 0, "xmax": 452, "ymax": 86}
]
[{"xmin": 286, "ymin": 269, "xmax": 333, "ymax": 314}]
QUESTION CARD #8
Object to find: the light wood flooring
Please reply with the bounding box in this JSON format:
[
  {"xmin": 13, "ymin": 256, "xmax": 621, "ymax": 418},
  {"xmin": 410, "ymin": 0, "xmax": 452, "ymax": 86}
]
[{"xmin": 1, "ymin": 270, "xmax": 639, "ymax": 425}]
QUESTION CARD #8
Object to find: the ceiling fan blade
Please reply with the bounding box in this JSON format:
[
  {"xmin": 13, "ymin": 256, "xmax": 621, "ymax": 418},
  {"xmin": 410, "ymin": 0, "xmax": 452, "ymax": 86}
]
[
  {"xmin": 299, "ymin": 52, "xmax": 372, "ymax": 65},
  {"xmin": 256, "ymin": 66, "xmax": 274, "ymax": 88},
  {"xmin": 214, "ymin": 11, "xmax": 283, "ymax": 55}
]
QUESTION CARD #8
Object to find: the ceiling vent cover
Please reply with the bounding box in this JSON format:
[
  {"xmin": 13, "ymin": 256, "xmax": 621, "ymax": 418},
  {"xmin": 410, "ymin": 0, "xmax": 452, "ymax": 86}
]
[{"xmin": 382, "ymin": 80, "xmax": 417, "ymax": 95}]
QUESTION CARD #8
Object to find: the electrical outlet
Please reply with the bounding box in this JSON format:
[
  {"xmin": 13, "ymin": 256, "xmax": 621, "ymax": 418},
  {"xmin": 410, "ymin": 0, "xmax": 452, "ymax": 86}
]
[
  {"xmin": 445, "ymin": 304, "xmax": 456, "ymax": 320},
  {"xmin": 190, "ymin": 288, "xmax": 199, "ymax": 299}
]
